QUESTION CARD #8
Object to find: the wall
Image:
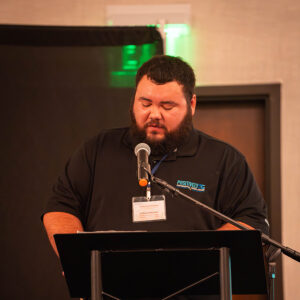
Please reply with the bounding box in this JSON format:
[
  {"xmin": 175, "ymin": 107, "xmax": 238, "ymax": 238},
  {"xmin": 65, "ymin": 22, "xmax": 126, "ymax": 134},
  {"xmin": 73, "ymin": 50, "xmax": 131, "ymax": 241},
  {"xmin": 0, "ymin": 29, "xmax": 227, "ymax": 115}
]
[{"xmin": 1, "ymin": 0, "xmax": 299, "ymax": 298}]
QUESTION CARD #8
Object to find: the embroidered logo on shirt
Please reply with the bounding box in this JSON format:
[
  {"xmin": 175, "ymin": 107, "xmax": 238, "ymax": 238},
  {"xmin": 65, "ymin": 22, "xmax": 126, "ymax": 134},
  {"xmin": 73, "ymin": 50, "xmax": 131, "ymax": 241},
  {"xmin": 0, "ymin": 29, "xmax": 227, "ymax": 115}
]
[{"xmin": 176, "ymin": 180, "xmax": 206, "ymax": 192}]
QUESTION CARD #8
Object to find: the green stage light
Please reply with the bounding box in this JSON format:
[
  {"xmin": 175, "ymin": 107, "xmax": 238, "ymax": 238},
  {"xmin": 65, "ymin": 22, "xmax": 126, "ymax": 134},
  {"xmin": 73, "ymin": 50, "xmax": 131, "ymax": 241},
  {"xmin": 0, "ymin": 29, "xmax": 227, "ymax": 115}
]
[
  {"xmin": 110, "ymin": 43, "xmax": 156, "ymax": 87},
  {"xmin": 164, "ymin": 24, "xmax": 190, "ymax": 56},
  {"xmin": 110, "ymin": 24, "xmax": 190, "ymax": 87}
]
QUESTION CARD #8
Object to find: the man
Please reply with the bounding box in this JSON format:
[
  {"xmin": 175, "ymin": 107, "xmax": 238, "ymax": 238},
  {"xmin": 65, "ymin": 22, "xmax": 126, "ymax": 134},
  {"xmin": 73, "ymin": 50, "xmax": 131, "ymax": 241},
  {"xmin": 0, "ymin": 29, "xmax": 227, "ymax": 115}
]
[{"xmin": 43, "ymin": 55, "xmax": 268, "ymax": 257}]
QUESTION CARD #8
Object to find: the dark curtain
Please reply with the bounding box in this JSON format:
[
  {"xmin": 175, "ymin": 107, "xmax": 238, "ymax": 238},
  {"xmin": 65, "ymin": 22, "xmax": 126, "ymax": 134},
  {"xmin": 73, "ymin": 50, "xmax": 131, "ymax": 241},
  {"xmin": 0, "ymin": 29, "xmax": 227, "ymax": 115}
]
[{"xmin": 0, "ymin": 25, "xmax": 163, "ymax": 300}]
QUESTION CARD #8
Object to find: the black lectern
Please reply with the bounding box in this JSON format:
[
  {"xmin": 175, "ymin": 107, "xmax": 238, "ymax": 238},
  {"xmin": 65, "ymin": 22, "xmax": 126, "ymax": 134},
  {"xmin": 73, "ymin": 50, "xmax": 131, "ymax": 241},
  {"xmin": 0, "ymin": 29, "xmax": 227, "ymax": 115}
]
[{"xmin": 54, "ymin": 230, "xmax": 267, "ymax": 299}]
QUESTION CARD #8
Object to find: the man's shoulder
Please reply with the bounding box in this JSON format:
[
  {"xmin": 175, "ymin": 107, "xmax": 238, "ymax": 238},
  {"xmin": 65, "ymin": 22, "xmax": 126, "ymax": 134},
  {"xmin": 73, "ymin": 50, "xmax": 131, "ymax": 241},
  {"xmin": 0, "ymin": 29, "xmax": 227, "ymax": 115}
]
[
  {"xmin": 76, "ymin": 127, "xmax": 130, "ymax": 156},
  {"xmin": 194, "ymin": 129, "xmax": 245, "ymax": 160},
  {"xmin": 86, "ymin": 127, "xmax": 129, "ymax": 145},
  {"xmin": 96, "ymin": 127, "xmax": 129, "ymax": 137}
]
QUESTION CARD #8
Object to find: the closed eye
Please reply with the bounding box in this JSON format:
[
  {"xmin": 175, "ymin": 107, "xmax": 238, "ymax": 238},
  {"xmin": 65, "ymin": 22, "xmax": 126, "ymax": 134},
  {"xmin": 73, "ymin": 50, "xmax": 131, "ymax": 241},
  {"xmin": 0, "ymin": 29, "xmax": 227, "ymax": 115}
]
[
  {"xmin": 139, "ymin": 98, "xmax": 152, "ymax": 107},
  {"xmin": 142, "ymin": 101, "xmax": 151, "ymax": 107},
  {"xmin": 161, "ymin": 102, "xmax": 176, "ymax": 110},
  {"xmin": 142, "ymin": 102, "xmax": 151, "ymax": 107}
]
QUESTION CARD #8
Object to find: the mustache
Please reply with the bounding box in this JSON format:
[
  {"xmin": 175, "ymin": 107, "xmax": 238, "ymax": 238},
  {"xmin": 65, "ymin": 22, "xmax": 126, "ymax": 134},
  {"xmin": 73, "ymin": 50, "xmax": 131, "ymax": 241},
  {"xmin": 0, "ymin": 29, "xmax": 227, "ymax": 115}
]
[{"xmin": 145, "ymin": 119, "xmax": 167, "ymax": 129}]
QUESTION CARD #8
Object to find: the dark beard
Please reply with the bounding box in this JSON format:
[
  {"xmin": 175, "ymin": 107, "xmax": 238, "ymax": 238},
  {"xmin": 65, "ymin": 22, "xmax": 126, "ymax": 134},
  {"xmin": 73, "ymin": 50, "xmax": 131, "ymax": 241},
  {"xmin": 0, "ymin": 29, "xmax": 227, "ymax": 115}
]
[{"xmin": 130, "ymin": 108, "xmax": 193, "ymax": 156}]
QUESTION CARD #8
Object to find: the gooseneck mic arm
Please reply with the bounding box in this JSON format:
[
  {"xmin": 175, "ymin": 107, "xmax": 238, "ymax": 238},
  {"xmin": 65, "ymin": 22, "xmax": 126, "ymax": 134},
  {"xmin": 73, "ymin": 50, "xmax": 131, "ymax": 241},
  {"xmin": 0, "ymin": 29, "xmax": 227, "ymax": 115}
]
[{"xmin": 146, "ymin": 169, "xmax": 300, "ymax": 263}]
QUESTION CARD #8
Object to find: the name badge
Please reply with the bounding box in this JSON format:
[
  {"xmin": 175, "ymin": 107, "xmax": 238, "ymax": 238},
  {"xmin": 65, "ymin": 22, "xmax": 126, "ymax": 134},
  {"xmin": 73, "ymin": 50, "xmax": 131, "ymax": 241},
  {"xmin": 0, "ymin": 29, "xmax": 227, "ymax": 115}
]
[{"xmin": 132, "ymin": 195, "xmax": 166, "ymax": 223}]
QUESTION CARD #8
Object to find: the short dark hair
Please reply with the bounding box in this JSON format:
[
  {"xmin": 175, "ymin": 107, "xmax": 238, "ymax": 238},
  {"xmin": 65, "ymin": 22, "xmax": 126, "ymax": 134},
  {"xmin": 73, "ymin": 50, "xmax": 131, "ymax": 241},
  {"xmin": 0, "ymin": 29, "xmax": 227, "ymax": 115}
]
[{"xmin": 135, "ymin": 55, "xmax": 196, "ymax": 102}]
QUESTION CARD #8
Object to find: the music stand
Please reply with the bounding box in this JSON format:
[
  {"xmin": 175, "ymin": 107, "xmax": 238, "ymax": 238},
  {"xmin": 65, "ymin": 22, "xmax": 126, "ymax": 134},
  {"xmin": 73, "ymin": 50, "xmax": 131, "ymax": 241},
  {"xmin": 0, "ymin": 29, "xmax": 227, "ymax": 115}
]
[{"xmin": 55, "ymin": 230, "xmax": 267, "ymax": 299}]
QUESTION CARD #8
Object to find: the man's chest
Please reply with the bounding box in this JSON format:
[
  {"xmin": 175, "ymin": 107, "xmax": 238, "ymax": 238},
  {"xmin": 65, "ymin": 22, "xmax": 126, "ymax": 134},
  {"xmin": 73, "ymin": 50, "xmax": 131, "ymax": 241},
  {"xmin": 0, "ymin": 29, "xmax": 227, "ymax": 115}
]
[{"xmin": 85, "ymin": 154, "xmax": 224, "ymax": 231}]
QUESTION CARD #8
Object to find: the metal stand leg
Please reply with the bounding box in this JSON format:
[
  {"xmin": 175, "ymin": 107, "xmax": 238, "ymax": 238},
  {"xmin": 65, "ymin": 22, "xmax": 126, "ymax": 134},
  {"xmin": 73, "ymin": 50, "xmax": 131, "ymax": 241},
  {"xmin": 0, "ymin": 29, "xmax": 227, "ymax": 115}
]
[
  {"xmin": 91, "ymin": 250, "xmax": 103, "ymax": 300},
  {"xmin": 219, "ymin": 247, "xmax": 232, "ymax": 300},
  {"xmin": 269, "ymin": 261, "xmax": 276, "ymax": 300},
  {"xmin": 266, "ymin": 246, "xmax": 281, "ymax": 300}
]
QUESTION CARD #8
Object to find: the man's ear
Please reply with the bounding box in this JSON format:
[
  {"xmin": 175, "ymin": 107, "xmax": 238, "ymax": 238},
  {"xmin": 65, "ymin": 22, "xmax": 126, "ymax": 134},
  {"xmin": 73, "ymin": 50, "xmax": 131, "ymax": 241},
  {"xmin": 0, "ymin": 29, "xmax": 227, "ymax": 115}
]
[{"xmin": 190, "ymin": 94, "xmax": 197, "ymax": 116}]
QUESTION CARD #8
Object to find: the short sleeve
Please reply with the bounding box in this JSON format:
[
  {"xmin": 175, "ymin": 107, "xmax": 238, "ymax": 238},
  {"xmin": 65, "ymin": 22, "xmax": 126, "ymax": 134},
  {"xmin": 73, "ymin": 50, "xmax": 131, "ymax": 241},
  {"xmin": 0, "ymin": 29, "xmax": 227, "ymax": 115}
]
[
  {"xmin": 218, "ymin": 149, "xmax": 269, "ymax": 235},
  {"xmin": 42, "ymin": 135, "xmax": 98, "ymax": 225}
]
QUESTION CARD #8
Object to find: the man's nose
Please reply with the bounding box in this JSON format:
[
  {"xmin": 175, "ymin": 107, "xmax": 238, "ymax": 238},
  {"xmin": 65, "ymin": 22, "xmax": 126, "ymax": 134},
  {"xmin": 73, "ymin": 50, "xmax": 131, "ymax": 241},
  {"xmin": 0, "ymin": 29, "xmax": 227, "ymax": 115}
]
[{"xmin": 149, "ymin": 105, "xmax": 162, "ymax": 119}]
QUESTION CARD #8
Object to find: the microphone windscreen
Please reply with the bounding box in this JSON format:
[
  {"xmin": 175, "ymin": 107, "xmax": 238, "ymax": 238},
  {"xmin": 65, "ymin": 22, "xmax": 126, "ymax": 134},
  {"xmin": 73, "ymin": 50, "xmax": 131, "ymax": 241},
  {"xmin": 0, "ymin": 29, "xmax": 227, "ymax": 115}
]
[{"xmin": 134, "ymin": 143, "xmax": 151, "ymax": 156}]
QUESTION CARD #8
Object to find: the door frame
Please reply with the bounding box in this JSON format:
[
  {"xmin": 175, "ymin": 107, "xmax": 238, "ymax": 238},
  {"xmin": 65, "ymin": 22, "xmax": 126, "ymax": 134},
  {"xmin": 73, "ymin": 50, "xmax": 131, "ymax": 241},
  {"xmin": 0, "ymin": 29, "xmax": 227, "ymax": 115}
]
[{"xmin": 195, "ymin": 83, "xmax": 282, "ymax": 298}]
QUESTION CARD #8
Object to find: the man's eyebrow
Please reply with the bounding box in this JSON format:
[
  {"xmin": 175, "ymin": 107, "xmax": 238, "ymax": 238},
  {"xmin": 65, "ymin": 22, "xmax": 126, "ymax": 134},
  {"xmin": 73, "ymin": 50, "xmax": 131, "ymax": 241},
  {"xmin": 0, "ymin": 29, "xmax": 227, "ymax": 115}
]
[
  {"xmin": 138, "ymin": 97, "xmax": 152, "ymax": 101},
  {"xmin": 161, "ymin": 100, "xmax": 176, "ymax": 105}
]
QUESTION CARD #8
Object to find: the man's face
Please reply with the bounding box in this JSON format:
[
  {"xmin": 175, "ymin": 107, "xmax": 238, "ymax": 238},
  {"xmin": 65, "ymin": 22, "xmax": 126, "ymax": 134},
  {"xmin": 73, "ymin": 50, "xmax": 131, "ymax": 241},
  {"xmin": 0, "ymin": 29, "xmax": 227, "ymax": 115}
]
[{"xmin": 132, "ymin": 75, "xmax": 196, "ymax": 143}]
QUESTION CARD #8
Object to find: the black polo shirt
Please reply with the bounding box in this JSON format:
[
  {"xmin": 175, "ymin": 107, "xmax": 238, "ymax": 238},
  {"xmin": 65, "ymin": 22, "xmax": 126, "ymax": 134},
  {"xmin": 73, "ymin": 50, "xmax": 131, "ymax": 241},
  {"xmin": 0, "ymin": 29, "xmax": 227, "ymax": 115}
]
[{"xmin": 44, "ymin": 127, "xmax": 269, "ymax": 234}]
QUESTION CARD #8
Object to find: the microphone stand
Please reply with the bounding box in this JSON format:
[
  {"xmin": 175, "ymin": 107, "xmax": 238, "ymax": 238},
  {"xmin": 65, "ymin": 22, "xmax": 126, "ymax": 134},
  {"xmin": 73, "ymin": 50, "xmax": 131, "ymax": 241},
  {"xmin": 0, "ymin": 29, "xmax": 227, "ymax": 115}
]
[{"xmin": 146, "ymin": 170, "xmax": 300, "ymax": 300}]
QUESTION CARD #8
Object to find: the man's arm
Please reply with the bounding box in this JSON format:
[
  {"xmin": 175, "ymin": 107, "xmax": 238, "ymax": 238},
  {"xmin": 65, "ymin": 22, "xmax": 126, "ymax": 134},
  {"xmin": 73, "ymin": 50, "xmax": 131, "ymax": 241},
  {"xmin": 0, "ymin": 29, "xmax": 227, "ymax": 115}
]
[
  {"xmin": 217, "ymin": 221, "xmax": 254, "ymax": 231},
  {"xmin": 216, "ymin": 146, "xmax": 269, "ymax": 234},
  {"xmin": 43, "ymin": 212, "xmax": 84, "ymax": 256},
  {"xmin": 42, "ymin": 137, "xmax": 99, "ymax": 256}
]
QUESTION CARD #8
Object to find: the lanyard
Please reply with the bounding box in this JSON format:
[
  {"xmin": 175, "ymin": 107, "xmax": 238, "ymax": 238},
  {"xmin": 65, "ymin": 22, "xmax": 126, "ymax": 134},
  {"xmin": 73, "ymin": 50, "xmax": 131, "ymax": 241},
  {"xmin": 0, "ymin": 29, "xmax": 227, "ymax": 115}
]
[
  {"xmin": 146, "ymin": 153, "xmax": 169, "ymax": 200},
  {"xmin": 151, "ymin": 153, "xmax": 168, "ymax": 176},
  {"xmin": 146, "ymin": 153, "xmax": 168, "ymax": 198}
]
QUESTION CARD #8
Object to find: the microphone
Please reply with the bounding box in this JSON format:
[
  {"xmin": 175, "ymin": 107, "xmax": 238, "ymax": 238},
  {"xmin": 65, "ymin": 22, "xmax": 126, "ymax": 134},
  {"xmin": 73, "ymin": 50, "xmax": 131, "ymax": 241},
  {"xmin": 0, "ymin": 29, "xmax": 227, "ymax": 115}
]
[{"xmin": 134, "ymin": 143, "xmax": 151, "ymax": 187}]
